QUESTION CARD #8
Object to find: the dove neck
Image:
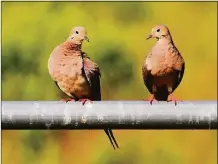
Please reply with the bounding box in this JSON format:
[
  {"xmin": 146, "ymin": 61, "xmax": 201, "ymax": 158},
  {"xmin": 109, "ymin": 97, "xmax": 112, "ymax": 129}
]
[
  {"xmin": 157, "ymin": 35, "xmax": 174, "ymax": 46},
  {"xmin": 64, "ymin": 41, "xmax": 82, "ymax": 51}
]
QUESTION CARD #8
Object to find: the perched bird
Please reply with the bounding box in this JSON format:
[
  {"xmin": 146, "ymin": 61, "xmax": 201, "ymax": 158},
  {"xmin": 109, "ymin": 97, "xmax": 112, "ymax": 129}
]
[
  {"xmin": 48, "ymin": 26, "xmax": 119, "ymax": 149},
  {"xmin": 142, "ymin": 25, "xmax": 185, "ymax": 105}
]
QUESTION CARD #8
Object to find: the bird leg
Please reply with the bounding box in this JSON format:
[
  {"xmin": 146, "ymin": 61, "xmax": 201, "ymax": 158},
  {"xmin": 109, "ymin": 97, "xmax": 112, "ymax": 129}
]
[
  {"xmin": 167, "ymin": 93, "xmax": 179, "ymax": 106},
  {"xmin": 60, "ymin": 98, "xmax": 76, "ymax": 103},
  {"xmin": 149, "ymin": 94, "xmax": 156, "ymax": 105},
  {"xmin": 79, "ymin": 98, "xmax": 93, "ymax": 106},
  {"xmin": 143, "ymin": 85, "xmax": 159, "ymax": 105},
  {"xmin": 143, "ymin": 94, "xmax": 157, "ymax": 105}
]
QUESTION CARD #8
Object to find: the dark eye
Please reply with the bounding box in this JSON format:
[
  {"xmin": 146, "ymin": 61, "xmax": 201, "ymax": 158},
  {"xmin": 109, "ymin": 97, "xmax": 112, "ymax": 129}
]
[
  {"xmin": 76, "ymin": 31, "xmax": 79, "ymax": 34},
  {"xmin": 157, "ymin": 29, "xmax": 160, "ymax": 32}
]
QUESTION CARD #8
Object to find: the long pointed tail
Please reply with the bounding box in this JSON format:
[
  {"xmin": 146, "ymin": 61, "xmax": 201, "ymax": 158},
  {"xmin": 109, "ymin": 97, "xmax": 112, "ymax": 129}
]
[
  {"xmin": 108, "ymin": 129, "xmax": 119, "ymax": 148},
  {"xmin": 104, "ymin": 129, "xmax": 119, "ymax": 149}
]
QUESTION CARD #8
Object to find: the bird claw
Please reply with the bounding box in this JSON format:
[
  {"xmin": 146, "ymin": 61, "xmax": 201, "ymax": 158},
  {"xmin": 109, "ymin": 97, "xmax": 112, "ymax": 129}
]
[
  {"xmin": 149, "ymin": 98, "xmax": 158, "ymax": 105},
  {"xmin": 167, "ymin": 99, "xmax": 177, "ymax": 106},
  {"xmin": 79, "ymin": 99, "xmax": 93, "ymax": 106},
  {"xmin": 143, "ymin": 94, "xmax": 157, "ymax": 105},
  {"xmin": 60, "ymin": 98, "xmax": 75, "ymax": 103},
  {"xmin": 167, "ymin": 94, "xmax": 181, "ymax": 106}
]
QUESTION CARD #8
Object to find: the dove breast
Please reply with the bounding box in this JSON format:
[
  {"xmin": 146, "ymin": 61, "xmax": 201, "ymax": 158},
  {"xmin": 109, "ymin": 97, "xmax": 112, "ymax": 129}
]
[
  {"xmin": 48, "ymin": 45, "xmax": 90, "ymax": 98},
  {"xmin": 144, "ymin": 44, "xmax": 184, "ymax": 88}
]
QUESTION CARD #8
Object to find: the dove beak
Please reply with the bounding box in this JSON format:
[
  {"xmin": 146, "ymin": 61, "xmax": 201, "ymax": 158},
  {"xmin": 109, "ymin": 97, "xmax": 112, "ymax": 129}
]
[
  {"xmin": 84, "ymin": 36, "xmax": 89, "ymax": 42},
  {"xmin": 146, "ymin": 34, "xmax": 152, "ymax": 40}
]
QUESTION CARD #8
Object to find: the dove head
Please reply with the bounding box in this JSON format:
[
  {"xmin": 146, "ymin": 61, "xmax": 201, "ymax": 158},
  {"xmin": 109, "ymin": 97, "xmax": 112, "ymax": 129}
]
[
  {"xmin": 147, "ymin": 25, "xmax": 172, "ymax": 41},
  {"xmin": 67, "ymin": 26, "xmax": 89, "ymax": 44}
]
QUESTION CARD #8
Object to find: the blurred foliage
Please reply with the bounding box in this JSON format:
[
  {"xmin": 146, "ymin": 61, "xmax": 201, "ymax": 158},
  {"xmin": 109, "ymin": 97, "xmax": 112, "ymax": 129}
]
[
  {"xmin": 2, "ymin": 2, "xmax": 217, "ymax": 164},
  {"xmin": 94, "ymin": 42, "xmax": 134, "ymax": 99}
]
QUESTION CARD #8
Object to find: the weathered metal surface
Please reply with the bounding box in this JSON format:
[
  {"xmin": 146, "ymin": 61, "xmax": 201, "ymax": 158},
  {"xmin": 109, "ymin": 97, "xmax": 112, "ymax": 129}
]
[{"xmin": 1, "ymin": 101, "xmax": 217, "ymax": 130}]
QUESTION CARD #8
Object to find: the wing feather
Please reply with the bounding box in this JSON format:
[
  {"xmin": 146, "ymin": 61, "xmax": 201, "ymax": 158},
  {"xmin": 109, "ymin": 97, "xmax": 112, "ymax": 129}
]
[
  {"xmin": 142, "ymin": 52, "xmax": 153, "ymax": 94},
  {"xmin": 82, "ymin": 53, "xmax": 101, "ymax": 101}
]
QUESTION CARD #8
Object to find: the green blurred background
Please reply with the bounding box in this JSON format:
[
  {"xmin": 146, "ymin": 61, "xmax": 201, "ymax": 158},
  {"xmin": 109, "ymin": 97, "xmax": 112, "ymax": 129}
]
[{"xmin": 2, "ymin": 2, "xmax": 217, "ymax": 164}]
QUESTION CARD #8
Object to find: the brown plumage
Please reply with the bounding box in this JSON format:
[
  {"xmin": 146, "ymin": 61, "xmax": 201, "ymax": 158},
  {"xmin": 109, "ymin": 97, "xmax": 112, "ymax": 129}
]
[
  {"xmin": 142, "ymin": 25, "xmax": 185, "ymax": 105},
  {"xmin": 48, "ymin": 26, "xmax": 119, "ymax": 149}
]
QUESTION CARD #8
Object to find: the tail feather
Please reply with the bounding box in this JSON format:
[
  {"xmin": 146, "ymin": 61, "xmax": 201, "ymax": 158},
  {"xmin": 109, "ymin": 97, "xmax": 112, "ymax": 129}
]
[
  {"xmin": 104, "ymin": 128, "xmax": 119, "ymax": 149},
  {"xmin": 108, "ymin": 129, "xmax": 119, "ymax": 148},
  {"xmin": 154, "ymin": 86, "xmax": 169, "ymax": 101}
]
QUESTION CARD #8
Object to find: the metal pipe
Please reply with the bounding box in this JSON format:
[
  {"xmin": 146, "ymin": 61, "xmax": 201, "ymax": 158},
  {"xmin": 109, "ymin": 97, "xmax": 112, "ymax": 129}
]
[{"xmin": 1, "ymin": 101, "xmax": 217, "ymax": 130}]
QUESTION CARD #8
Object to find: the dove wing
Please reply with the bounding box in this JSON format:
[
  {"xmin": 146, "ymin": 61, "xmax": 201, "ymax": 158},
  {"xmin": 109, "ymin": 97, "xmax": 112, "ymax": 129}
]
[
  {"xmin": 169, "ymin": 46, "xmax": 185, "ymax": 92},
  {"xmin": 82, "ymin": 53, "xmax": 101, "ymax": 101},
  {"xmin": 172, "ymin": 59, "xmax": 185, "ymax": 92},
  {"xmin": 142, "ymin": 51, "xmax": 153, "ymax": 94}
]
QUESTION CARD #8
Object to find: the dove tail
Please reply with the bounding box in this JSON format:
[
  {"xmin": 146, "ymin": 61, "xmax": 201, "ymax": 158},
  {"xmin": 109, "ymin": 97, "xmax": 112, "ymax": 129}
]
[
  {"xmin": 108, "ymin": 129, "xmax": 119, "ymax": 148},
  {"xmin": 104, "ymin": 129, "xmax": 119, "ymax": 149},
  {"xmin": 154, "ymin": 86, "xmax": 169, "ymax": 101}
]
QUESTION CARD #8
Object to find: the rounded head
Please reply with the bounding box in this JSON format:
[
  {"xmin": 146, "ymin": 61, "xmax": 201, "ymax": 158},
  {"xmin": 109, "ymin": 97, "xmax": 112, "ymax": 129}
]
[
  {"xmin": 147, "ymin": 25, "xmax": 171, "ymax": 40},
  {"xmin": 67, "ymin": 26, "xmax": 89, "ymax": 44}
]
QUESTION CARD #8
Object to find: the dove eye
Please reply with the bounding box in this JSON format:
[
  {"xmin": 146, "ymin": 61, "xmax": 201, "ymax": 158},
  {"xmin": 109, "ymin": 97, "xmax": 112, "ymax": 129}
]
[
  {"xmin": 76, "ymin": 31, "xmax": 79, "ymax": 34},
  {"xmin": 157, "ymin": 29, "xmax": 160, "ymax": 32}
]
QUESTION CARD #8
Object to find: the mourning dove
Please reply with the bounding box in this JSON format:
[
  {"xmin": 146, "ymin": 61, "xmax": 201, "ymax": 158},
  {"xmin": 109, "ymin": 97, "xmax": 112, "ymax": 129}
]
[
  {"xmin": 142, "ymin": 25, "xmax": 185, "ymax": 105},
  {"xmin": 48, "ymin": 26, "xmax": 119, "ymax": 149}
]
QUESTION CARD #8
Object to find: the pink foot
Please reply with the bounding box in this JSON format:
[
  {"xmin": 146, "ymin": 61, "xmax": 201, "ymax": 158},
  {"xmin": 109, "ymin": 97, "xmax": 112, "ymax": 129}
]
[
  {"xmin": 60, "ymin": 98, "xmax": 75, "ymax": 103},
  {"xmin": 143, "ymin": 94, "xmax": 158, "ymax": 105},
  {"xmin": 79, "ymin": 99, "xmax": 93, "ymax": 106},
  {"xmin": 167, "ymin": 94, "xmax": 182, "ymax": 106}
]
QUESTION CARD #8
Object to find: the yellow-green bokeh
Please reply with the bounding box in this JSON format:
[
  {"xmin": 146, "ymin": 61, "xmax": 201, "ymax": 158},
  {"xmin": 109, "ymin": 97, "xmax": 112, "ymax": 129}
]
[{"xmin": 2, "ymin": 2, "xmax": 217, "ymax": 164}]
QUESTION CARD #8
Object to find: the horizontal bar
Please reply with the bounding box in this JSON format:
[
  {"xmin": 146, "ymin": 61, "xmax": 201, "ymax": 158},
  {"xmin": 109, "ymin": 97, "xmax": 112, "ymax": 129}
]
[{"xmin": 1, "ymin": 101, "xmax": 217, "ymax": 130}]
